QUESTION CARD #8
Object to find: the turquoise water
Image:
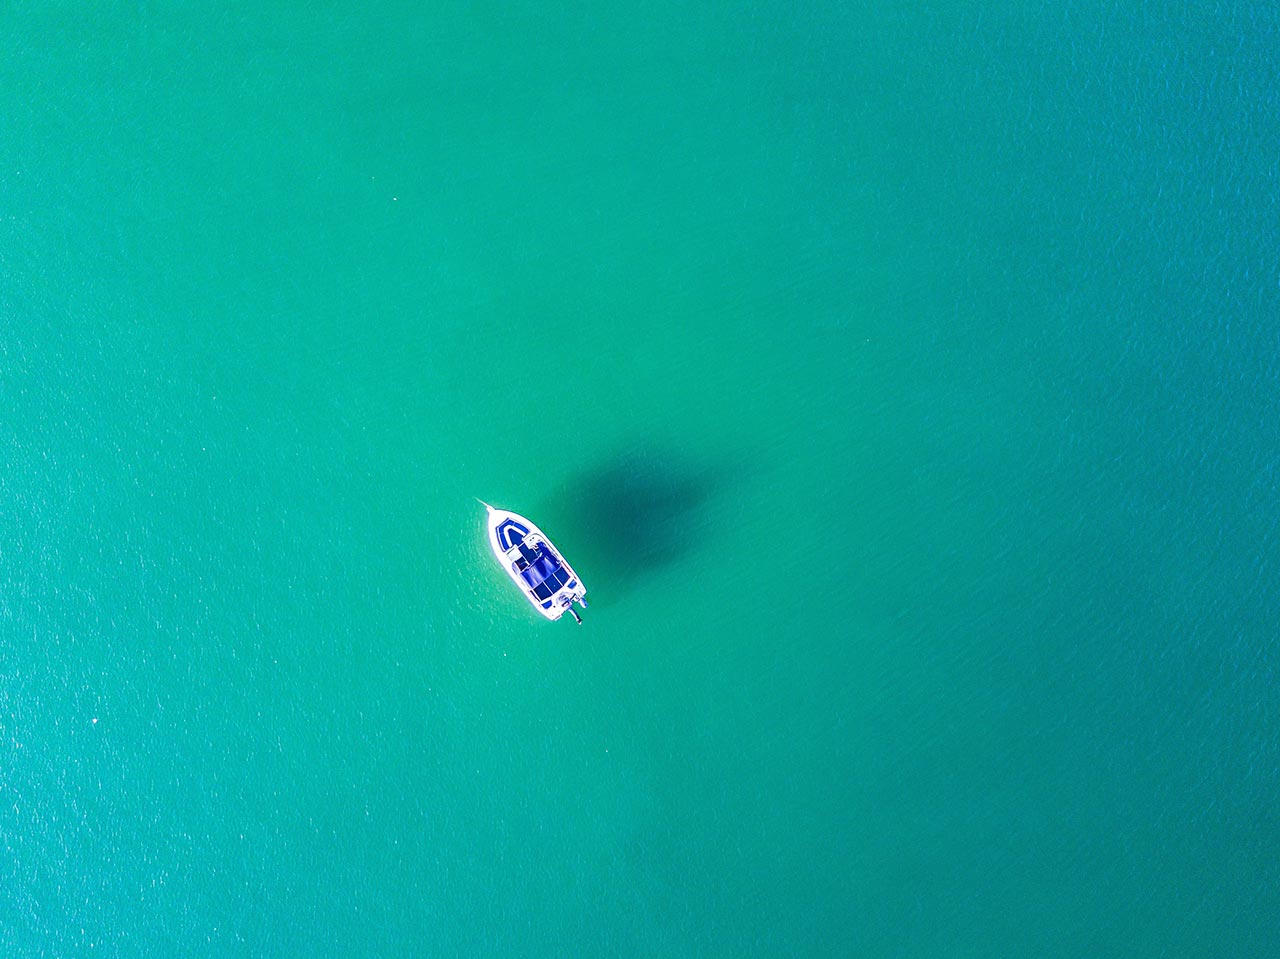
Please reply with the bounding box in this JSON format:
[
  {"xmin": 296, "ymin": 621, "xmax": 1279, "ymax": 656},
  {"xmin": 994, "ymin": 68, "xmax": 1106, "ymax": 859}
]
[{"xmin": 3, "ymin": 3, "xmax": 1277, "ymax": 955}]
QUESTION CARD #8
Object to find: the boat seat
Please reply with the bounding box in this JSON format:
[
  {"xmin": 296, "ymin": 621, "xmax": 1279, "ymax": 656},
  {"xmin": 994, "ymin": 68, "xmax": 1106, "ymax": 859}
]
[{"xmin": 518, "ymin": 547, "xmax": 563, "ymax": 589}]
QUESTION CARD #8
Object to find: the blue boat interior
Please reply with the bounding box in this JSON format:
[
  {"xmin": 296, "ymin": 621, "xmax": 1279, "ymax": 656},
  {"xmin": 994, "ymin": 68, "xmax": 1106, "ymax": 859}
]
[
  {"xmin": 515, "ymin": 542, "xmax": 572, "ymax": 602},
  {"xmin": 495, "ymin": 518, "xmax": 530, "ymax": 551}
]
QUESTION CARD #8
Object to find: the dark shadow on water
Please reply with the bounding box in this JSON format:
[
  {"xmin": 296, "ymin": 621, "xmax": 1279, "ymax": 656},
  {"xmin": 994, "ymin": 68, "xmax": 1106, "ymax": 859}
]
[{"xmin": 539, "ymin": 446, "xmax": 734, "ymax": 605}]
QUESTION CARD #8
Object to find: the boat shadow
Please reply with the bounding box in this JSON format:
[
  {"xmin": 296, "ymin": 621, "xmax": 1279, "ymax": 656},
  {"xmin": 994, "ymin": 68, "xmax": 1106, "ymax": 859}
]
[{"xmin": 540, "ymin": 447, "xmax": 728, "ymax": 604}]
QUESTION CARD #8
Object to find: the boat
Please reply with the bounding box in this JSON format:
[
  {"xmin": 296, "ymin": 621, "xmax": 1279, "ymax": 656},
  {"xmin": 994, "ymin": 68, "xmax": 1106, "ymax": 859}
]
[{"xmin": 481, "ymin": 502, "xmax": 588, "ymax": 623}]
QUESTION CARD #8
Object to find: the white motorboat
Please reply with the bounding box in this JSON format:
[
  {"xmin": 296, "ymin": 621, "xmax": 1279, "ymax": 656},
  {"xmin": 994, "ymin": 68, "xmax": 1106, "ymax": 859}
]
[{"xmin": 482, "ymin": 502, "xmax": 588, "ymax": 623}]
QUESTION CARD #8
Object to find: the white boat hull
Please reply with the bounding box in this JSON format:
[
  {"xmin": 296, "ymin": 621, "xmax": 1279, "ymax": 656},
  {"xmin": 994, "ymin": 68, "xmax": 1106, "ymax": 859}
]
[{"xmin": 483, "ymin": 504, "xmax": 587, "ymax": 621}]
